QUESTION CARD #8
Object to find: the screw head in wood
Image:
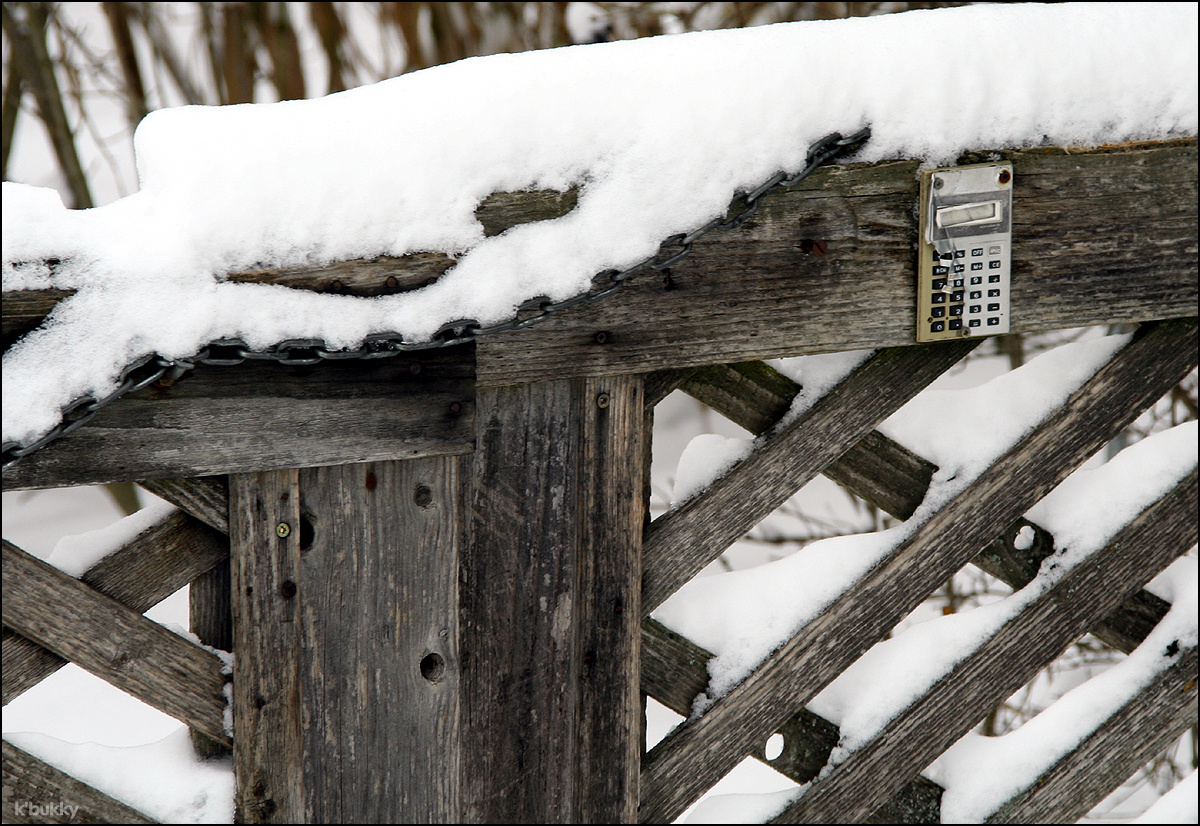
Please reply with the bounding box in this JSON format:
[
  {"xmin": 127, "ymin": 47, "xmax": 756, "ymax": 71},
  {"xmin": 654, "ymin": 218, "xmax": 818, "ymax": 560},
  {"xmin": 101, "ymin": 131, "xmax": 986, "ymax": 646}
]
[
  {"xmin": 597, "ymin": 393, "xmax": 611, "ymax": 409},
  {"xmin": 281, "ymin": 580, "xmax": 297, "ymax": 599},
  {"xmin": 275, "ymin": 522, "xmax": 291, "ymax": 538}
]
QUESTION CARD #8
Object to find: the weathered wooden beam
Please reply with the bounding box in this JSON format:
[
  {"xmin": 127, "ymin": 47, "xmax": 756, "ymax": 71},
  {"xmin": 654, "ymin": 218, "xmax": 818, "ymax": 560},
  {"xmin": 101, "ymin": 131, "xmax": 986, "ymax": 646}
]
[
  {"xmin": 0, "ymin": 288, "xmax": 75, "ymax": 351},
  {"xmin": 137, "ymin": 476, "xmax": 229, "ymax": 533},
  {"xmin": 2, "ymin": 347, "xmax": 475, "ymax": 491},
  {"xmin": 462, "ymin": 377, "xmax": 643, "ymax": 822},
  {"xmin": 1, "ymin": 540, "xmax": 230, "ymax": 746},
  {"xmin": 985, "ymin": 645, "xmax": 1198, "ymax": 824},
  {"xmin": 638, "ymin": 319, "xmax": 1198, "ymax": 823},
  {"xmin": 3, "ymin": 740, "xmax": 157, "ymax": 824},
  {"xmin": 2, "ymin": 511, "xmax": 228, "ymax": 704},
  {"xmin": 475, "ymin": 140, "xmax": 1197, "ymax": 385},
  {"xmin": 773, "ymin": 468, "xmax": 1197, "ymax": 823},
  {"xmin": 642, "ymin": 339, "xmax": 978, "ymax": 615}
]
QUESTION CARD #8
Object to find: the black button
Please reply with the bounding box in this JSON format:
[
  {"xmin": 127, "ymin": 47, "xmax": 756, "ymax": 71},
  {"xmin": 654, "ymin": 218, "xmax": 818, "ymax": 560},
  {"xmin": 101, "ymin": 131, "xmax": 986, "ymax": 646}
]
[
  {"xmin": 988, "ymin": 289, "xmax": 1001, "ymax": 297},
  {"xmin": 970, "ymin": 276, "xmax": 982, "ymax": 285},
  {"xmin": 970, "ymin": 290, "xmax": 982, "ymax": 299},
  {"xmin": 988, "ymin": 275, "xmax": 1001, "ymax": 283},
  {"xmin": 968, "ymin": 319, "xmax": 981, "ymax": 327},
  {"xmin": 971, "ymin": 248, "xmax": 983, "ymax": 257},
  {"xmin": 969, "ymin": 304, "xmax": 981, "ymax": 313},
  {"xmin": 988, "ymin": 303, "xmax": 1001, "ymax": 311},
  {"xmin": 931, "ymin": 322, "xmax": 945, "ymax": 332},
  {"xmin": 952, "ymin": 264, "xmax": 965, "ymax": 273},
  {"xmin": 938, "ymin": 252, "xmax": 954, "ymax": 260},
  {"xmin": 932, "ymin": 279, "xmax": 947, "ymax": 290},
  {"xmin": 949, "ymin": 305, "xmax": 963, "ymax": 316},
  {"xmin": 932, "ymin": 293, "xmax": 946, "ymax": 304},
  {"xmin": 950, "ymin": 291, "xmax": 964, "ymax": 301},
  {"xmin": 933, "ymin": 265, "xmax": 949, "ymax": 276},
  {"xmin": 989, "ymin": 260, "xmax": 1002, "ymax": 269},
  {"xmin": 954, "ymin": 250, "xmax": 965, "ymax": 259},
  {"xmin": 971, "ymin": 262, "xmax": 983, "ymax": 271},
  {"xmin": 949, "ymin": 319, "xmax": 963, "ymax": 330},
  {"xmin": 987, "ymin": 317, "xmax": 1000, "ymax": 326},
  {"xmin": 952, "ymin": 279, "xmax": 964, "ymax": 287},
  {"xmin": 931, "ymin": 306, "xmax": 946, "ymax": 318}
]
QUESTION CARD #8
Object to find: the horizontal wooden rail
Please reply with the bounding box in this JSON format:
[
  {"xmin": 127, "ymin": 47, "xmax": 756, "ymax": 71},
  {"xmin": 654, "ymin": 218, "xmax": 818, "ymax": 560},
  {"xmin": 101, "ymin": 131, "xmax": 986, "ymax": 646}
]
[
  {"xmin": 639, "ymin": 319, "xmax": 1198, "ymax": 822},
  {"xmin": 2, "ymin": 740, "xmax": 157, "ymax": 824},
  {"xmin": 2, "ymin": 511, "xmax": 228, "ymax": 704},
  {"xmin": 2, "ymin": 541, "xmax": 230, "ymax": 745}
]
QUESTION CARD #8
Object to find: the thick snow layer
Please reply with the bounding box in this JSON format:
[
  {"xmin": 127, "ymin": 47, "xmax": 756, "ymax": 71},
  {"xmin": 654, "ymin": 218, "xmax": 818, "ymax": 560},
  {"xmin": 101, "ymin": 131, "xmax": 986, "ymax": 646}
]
[
  {"xmin": 1131, "ymin": 770, "xmax": 1198, "ymax": 824},
  {"xmin": 3, "ymin": 2, "xmax": 1196, "ymax": 447}
]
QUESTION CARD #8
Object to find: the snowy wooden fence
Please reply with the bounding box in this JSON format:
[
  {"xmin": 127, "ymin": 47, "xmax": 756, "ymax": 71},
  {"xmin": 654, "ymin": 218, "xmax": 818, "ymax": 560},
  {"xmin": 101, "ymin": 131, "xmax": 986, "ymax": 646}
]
[{"xmin": 2, "ymin": 138, "xmax": 1197, "ymax": 824}]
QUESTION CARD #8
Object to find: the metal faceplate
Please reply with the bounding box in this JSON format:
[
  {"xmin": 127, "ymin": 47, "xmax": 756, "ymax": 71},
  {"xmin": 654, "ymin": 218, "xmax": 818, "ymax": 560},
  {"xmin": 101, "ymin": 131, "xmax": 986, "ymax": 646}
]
[{"xmin": 916, "ymin": 162, "xmax": 1013, "ymax": 343}]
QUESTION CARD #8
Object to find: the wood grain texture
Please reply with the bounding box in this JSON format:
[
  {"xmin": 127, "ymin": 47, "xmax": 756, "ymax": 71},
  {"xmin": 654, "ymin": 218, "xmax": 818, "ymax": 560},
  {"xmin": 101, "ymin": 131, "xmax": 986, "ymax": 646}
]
[
  {"xmin": 986, "ymin": 645, "xmax": 1198, "ymax": 824},
  {"xmin": 2, "ymin": 511, "xmax": 227, "ymax": 704},
  {"xmin": 1, "ymin": 289, "xmax": 76, "ymax": 351},
  {"xmin": 297, "ymin": 458, "xmax": 465, "ymax": 823},
  {"xmin": 461, "ymin": 377, "xmax": 643, "ymax": 823},
  {"xmin": 230, "ymin": 470, "xmax": 304, "ymax": 823},
  {"xmin": 1, "ymin": 540, "xmax": 230, "ymax": 745},
  {"xmin": 475, "ymin": 141, "xmax": 1197, "ymax": 386},
  {"xmin": 638, "ymin": 319, "xmax": 1198, "ymax": 823},
  {"xmin": 3, "ymin": 348, "xmax": 475, "ymax": 491},
  {"xmin": 3, "ymin": 740, "xmax": 157, "ymax": 824},
  {"xmin": 774, "ymin": 469, "xmax": 1197, "ymax": 823},
  {"xmin": 642, "ymin": 339, "xmax": 978, "ymax": 615},
  {"xmin": 138, "ymin": 476, "xmax": 230, "ymax": 533},
  {"xmin": 188, "ymin": 558, "xmax": 232, "ymax": 759}
]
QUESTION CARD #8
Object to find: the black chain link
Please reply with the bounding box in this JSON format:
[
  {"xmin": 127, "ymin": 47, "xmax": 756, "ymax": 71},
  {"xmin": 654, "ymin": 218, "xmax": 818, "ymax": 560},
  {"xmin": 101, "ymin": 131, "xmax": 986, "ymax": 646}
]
[{"xmin": 2, "ymin": 127, "xmax": 869, "ymax": 470}]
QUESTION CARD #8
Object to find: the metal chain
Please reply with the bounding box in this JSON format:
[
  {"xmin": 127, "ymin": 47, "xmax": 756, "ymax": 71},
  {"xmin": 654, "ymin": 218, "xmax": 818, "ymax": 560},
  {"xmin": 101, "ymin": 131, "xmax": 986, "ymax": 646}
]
[{"xmin": 2, "ymin": 127, "xmax": 870, "ymax": 470}]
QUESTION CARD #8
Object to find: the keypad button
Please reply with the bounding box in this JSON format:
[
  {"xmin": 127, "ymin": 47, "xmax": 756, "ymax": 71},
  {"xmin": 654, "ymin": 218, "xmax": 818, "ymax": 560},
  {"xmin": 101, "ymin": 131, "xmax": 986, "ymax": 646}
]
[
  {"xmin": 989, "ymin": 260, "xmax": 1002, "ymax": 269},
  {"xmin": 949, "ymin": 305, "xmax": 963, "ymax": 316},
  {"xmin": 988, "ymin": 275, "xmax": 1001, "ymax": 283},
  {"xmin": 968, "ymin": 319, "xmax": 981, "ymax": 327},
  {"xmin": 953, "ymin": 250, "xmax": 965, "ymax": 259},
  {"xmin": 950, "ymin": 291, "xmax": 964, "ymax": 302},
  {"xmin": 969, "ymin": 290, "xmax": 982, "ymax": 299},
  {"xmin": 952, "ymin": 264, "xmax": 965, "ymax": 273},
  {"xmin": 971, "ymin": 262, "xmax": 983, "ymax": 271},
  {"xmin": 931, "ymin": 321, "xmax": 945, "ymax": 332},
  {"xmin": 987, "ymin": 317, "xmax": 1000, "ymax": 326},
  {"xmin": 988, "ymin": 289, "xmax": 1001, "ymax": 297},
  {"xmin": 970, "ymin": 276, "xmax": 982, "ymax": 285},
  {"xmin": 949, "ymin": 319, "xmax": 963, "ymax": 330},
  {"xmin": 988, "ymin": 245, "xmax": 1002, "ymax": 255},
  {"xmin": 971, "ymin": 248, "xmax": 983, "ymax": 257},
  {"xmin": 952, "ymin": 279, "xmax": 964, "ymax": 287},
  {"xmin": 931, "ymin": 307, "xmax": 946, "ymax": 318},
  {"xmin": 988, "ymin": 303, "xmax": 1001, "ymax": 311},
  {"xmin": 932, "ymin": 293, "xmax": 946, "ymax": 304},
  {"xmin": 932, "ymin": 279, "xmax": 947, "ymax": 290},
  {"xmin": 939, "ymin": 252, "xmax": 954, "ymax": 261},
  {"xmin": 933, "ymin": 265, "xmax": 949, "ymax": 276},
  {"xmin": 969, "ymin": 304, "xmax": 981, "ymax": 313}
]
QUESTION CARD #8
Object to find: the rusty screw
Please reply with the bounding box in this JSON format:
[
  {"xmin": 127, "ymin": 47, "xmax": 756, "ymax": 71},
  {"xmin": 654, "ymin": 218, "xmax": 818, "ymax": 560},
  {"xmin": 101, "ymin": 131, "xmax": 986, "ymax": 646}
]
[
  {"xmin": 409, "ymin": 361, "xmax": 422, "ymax": 375},
  {"xmin": 386, "ymin": 275, "xmax": 400, "ymax": 291},
  {"xmin": 800, "ymin": 239, "xmax": 829, "ymax": 256},
  {"xmin": 448, "ymin": 401, "xmax": 462, "ymax": 417},
  {"xmin": 275, "ymin": 522, "xmax": 291, "ymax": 538},
  {"xmin": 597, "ymin": 393, "xmax": 611, "ymax": 409},
  {"xmin": 281, "ymin": 580, "xmax": 297, "ymax": 599},
  {"xmin": 998, "ymin": 169, "xmax": 1011, "ymax": 185},
  {"xmin": 594, "ymin": 331, "xmax": 611, "ymax": 345},
  {"xmin": 328, "ymin": 279, "xmax": 345, "ymax": 293}
]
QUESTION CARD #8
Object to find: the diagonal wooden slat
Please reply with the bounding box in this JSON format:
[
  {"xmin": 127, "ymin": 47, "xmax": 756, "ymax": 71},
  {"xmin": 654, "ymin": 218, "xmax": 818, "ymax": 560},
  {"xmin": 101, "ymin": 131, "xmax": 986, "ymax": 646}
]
[
  {"xmin": 985, "ymin": 644, "xmax": 1198, "ymax": 824},
  {"xmin": 2, "ymin": 541, "xmax": 230, "ymax": 746},
  {"xmin": 138, "ymin": 476, "xmax": 230, "ymax": 533},
  {"xmin": 773, "ymin": 468, "xmax": 1197, "ymax": 823},
  {"xmin": 642, "ymin": 338, "xmax": 980, "ymax": 615},
  {"xmin": 682, "ymin": 358, "xmax": 1174, "ymax": 653},
  {"xmin": 3, "ymin": 511, "xmax": 228, "ymax": 704},
  {"xmin": 638, "ymin": 318, "xmax": 1198, "ymax": 823},
  {"xmin": 3, "ymin": 739, "xmax": 158, "ymax": 824}
]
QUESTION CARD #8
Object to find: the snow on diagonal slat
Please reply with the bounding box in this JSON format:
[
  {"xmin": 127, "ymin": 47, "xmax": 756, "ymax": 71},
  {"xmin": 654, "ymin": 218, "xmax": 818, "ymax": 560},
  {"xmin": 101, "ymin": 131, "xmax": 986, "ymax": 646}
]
[{"xmin": 638, "ymin": 318, "xmax": 1198, "ymax": 824}]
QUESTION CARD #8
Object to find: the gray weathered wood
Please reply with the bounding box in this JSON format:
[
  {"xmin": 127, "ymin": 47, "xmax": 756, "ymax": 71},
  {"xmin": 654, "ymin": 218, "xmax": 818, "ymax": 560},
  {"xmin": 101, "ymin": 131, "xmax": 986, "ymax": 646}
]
[
  {"xmin": 296, "ymin": 458, "xmax": 465, "ymax": 823},
  {"xmin": 1, "ymin": 288, "xmax": 75, "ymax": 351},
  {"xmin": 986, "ymin": 645, "xmax": 1198, "ymax": 824},
  {"xmin": 1, "ymin": 540, "xmax": 230, "ymax": 746},
  {"xmin": 461, "ymin": 376, "xmax": 643, "ymax": 823},
  {"xmin": 188, "ymin": 558, "xmax": 232, "ymax": 759},
  {"xmin": 773, "ymin": 468, "xmax": 1197, "ymax": 823},
  {"xmin": 474, "ymin": 141, "xmax": 1197, "ymax": 385},
  {"xmin": 638, "ymin": 318, "xmax": 1198, "ymax": 823},
  {"xmin": 2, "ymin": 740, "xmax": 157, "ymax": 824},
  {"xmin": 476, "ymin": 188, "xmax": 579, "ymax": 238},
  {"xmin": 2, "ymin": 511, "xmax": 227, "ymax": 704},
  {"xmin": 138, "ymin": 476, "xmax": 230, "ymax": 533},
  {"xmin": 3, "ymin": 349, "xmax": 475, "ymax": 491},
  {"xmin": 230, "ymin": 469, "xmax": 304, "ymax": 823},
  {"xmin": 642, "ymin": 339, "xmax": 978, "ymax": 615}
]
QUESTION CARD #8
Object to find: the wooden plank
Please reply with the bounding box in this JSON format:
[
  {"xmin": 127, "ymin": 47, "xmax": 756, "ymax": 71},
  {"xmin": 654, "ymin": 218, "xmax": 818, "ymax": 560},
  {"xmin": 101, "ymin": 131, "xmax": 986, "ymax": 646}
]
[
  {"xmin": 1, "ymin": 288, "xmax": 75, "ymax": 351},
  {"xmin": 230, "ymin": 470, "xmax": 304, "ymax": 823},
  {"xmin": 137, "ymin": 476, "xmax": 229, "ymax": 533},
  {"xmin": 637, "ymin": 318, "xmax": 1198, "ymax": 823},
  {"xmin": 296, "ymin": 458, "xmax": 464, "ymax": 822},
  {"xmin": 641, "ymin": 618, "xmax": 943, "ymax": 823},
  {"xmin": 3, "ymin": 347, "xmax": 475, "ymax": 491},
  {"xmin": 1, "ymin": 541, "xmax": 230, "ymax": 746},
  {"xmin": 3, "ymin": 740, "xmax": 157, "ymax": 824},
  {"xmin": 2, "ymin": 512, "xmax": 228, "ymax": 704},
  {"xmin": 475, "ymin": 141, "xmax": 1197, "ymax": 386},
  {"xmin": 642, "ymin": 339, "xmax": 979, "ymax": 615},
  {"xmin": 685, "ymin": 357, "xmax": 1173, "ymax": 652},
  {"xmin": 773, "ymin": 469, "xmax": 1197, "ymax": 823},
  {"xmin": 985, "ymin": 645, "xmax": 1199, "ymax": 824},
  {"xmin": 188, "ymin": 558, "xmax": 232, "ymax": 759},
  {"xmin": 461, "ymin": 376, "xmax": 643, "ymax": 822}
]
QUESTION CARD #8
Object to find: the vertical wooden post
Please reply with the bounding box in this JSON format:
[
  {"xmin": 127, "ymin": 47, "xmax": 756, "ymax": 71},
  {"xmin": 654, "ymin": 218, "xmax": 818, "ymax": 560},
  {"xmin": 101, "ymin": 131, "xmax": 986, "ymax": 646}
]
[
  {"xmin": 461, "ymin": 376, "xmax": 644, "ymax": 822},
  {"xmin": 230, "ymin": 459, "xmax": 465, "ymax": 823},
  {"xmin": 189, "ymin": 558, "xmax": 232, "ymax": 759}
]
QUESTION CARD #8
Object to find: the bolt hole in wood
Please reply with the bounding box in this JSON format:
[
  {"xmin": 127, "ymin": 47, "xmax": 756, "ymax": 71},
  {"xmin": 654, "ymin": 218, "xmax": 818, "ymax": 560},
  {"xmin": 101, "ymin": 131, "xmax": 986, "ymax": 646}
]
[
  {"xmin": 414, "ymin": 484, "xmax": 434, "ymax": 507},
  {"xmin": 299, "ymin": 515, "xmax": 315, "ymax": 550},
  {"xmin": 420, "ymin": 652, "xmax": 446, "ymax": 683},
  {"xmin": 765, "ymin": 732, "xmax": 785, "ymax": 761}
]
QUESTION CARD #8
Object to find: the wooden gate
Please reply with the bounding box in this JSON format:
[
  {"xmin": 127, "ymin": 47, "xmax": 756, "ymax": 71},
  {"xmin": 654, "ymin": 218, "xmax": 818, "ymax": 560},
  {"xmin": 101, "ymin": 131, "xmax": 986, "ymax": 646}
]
[{"xmin": 3, "ymin": 138, "xmax": 1197, "ymax": 823}]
